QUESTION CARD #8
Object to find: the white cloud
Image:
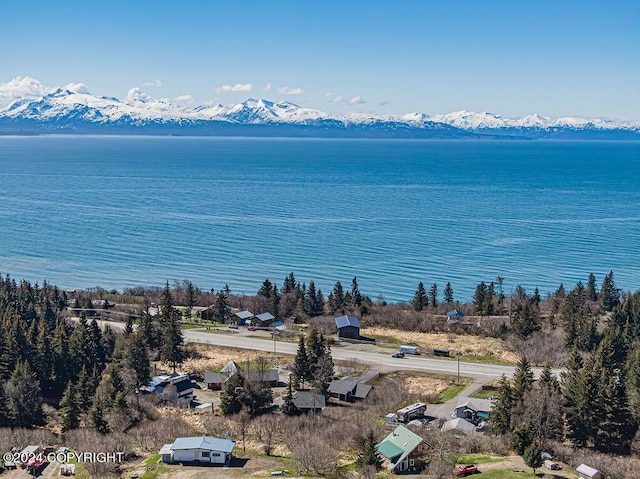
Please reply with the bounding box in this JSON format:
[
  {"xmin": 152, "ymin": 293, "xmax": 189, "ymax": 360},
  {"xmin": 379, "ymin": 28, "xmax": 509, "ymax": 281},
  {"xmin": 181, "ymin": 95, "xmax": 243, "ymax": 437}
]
[
  {"xmin": 380, "ymin": 100, "xmax": 391, "ymax": 106},
  {"xmin": 215, "ymin": 83, "xmax": 253, "ymax": 93},
  {"xmin": 330, "ymin": 95, "xmax": 344, "ymax": 103},
  {"xmin": 175, "ymin": 94, "xmax": 193, "ymax": 102},
  {"xmin": 0, "ymin": 76, "xmax": 51, "ymax": 100},
  {"xmin": 262, "ymin": 82, "xmax": 272, "ymax": 92},
  {"xmin": 63, "ymin": 82, "xmax": 91, "ymax": 94},
  {"xmin": 278, "ymin": 86, "xmax": 303, "ymax": 95},
  {"xmin": 126, "ymin": 87, "xmax": 154, "ymax": 102},
  {"xmin": 324, "ymin": 92, "xmax": 332, "ymax": 97},
  {"xmin": 143, "ymin": 80, "xmax": 162, "ymax": 87},
  {"xmin": 348, "ymin": 96, "xmax": 366, "ymax": 105}
]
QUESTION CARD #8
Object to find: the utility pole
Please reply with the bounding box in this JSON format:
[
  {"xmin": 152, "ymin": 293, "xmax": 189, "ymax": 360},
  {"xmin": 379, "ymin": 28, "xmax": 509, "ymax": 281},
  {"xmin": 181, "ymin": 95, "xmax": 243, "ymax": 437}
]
[{"xmin": 456, "ymin": 351, "xmax": 462, "ymax": 385}]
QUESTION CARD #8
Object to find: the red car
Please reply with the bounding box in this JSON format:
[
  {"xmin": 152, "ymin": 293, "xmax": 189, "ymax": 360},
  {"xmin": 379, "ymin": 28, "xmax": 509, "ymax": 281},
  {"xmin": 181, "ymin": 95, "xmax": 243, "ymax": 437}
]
[
  {"xmin": 247, "ymin": 326, "xmax": 256, "ymax": 331},
  {"xmin": 454, "ymin": 464, "xmax": 479, "ymax": 476}
]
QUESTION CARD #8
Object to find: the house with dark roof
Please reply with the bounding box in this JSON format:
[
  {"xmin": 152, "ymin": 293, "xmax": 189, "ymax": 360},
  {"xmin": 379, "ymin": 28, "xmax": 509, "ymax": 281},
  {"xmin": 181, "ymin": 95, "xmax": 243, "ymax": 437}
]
[
  {"xmin": 453, "ymin": 396, "xmax": 494, "ymax": 424},
  {"xmin": 160, "ymin": 436, "xmax": 235, "ymax": 464},
  {"xmin": 233, "ymin": 310, "xmax": 255, "ymax": 324},
  {"xmin": 204, "ymin": 360, "xmax": 279, "ymax": 390},
  {"xmin": 446, "ymin": 309, "xmax": 465, "ymax": 323},
  {"xmin": 254, "ymin": 312, "xmax": 275, "ymax": 327},
  {"xmin": 292, "ymin": 391, "xmax": 325, "ymax": 413},
  {"xmin": 376, "ymin": 425, "xmax": 428, "ymax": 474},
  {"xmin": 335, "ymin": 315, "xmax": 361, "ymax": 339},
  {"xmin": 327, "ymin": 377, "xmax": 372, "ymax": 402}
]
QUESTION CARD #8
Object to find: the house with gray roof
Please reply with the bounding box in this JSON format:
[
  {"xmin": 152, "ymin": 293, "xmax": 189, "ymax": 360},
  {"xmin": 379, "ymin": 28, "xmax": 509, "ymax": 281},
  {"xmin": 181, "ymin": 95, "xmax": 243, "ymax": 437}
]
[
  {"xmin": 160, "ymin": 436, "xmax": 235, "ymax": 464},
  {"xmin": 233, "ymin": 310, "xmax": 254, "ymax": 324},
  {"xmin": 292, "ymin": 391, "xmax": 325, "ymax": 413},
  {"xmin": 254, "ymin": 312, "xmax": 275, "ymax": 327},
  {"xmin": 327, "ymin": 377, "xmax": 372, "ymax": 402},
  {"xmin": 376, "ymin": 425, "xmax": 427, "ymax": 474},
  {"xmin": 446, "ymin": 309, "xmax": 465, "ymax": 323},
  {"xmin": 453, "ymin": 396, "xmax": 494, "ymax": 424},
  {"xmin": 205, "ymin": 360, "xmax": 279, "ymax": 390},
  {"xmin": 441, "ymin": 417, "xmax": 478, "ymax": 435},
  {"xmin": 335, "ymin": 315, "xmax": 361, "ymax": 339}
]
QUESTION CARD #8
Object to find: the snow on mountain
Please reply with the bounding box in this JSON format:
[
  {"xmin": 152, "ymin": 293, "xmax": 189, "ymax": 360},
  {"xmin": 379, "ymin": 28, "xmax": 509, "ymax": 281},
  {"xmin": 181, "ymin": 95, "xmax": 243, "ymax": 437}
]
[{"xmin": 0, "ymin": 84, "xmax": 638, "ymax": 137}]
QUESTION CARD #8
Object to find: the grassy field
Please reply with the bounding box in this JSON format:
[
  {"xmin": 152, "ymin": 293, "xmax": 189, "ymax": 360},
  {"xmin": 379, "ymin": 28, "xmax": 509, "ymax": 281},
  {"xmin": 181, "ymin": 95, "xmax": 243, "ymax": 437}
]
[
  {"xmin": 437, "ymin": 384, "xmax": 468, "ymax": 403},
  {"xmin": 472, "ymin": 385, "xmax": 500, "ymax": 399}
]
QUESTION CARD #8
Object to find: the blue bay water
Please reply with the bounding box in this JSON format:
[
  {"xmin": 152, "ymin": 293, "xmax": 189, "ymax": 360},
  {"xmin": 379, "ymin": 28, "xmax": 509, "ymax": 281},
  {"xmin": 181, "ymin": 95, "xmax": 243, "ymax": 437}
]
[{"xmin": 0, "ymin": 136, "xmax": 638, "ymax": 302}]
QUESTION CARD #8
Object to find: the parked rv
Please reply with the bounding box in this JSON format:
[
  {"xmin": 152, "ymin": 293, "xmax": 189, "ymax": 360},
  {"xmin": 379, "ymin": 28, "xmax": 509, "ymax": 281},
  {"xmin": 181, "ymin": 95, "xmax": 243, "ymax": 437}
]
[{"xmin": 399, "ymin": 345, "xmax": 419, "ymax": 355}]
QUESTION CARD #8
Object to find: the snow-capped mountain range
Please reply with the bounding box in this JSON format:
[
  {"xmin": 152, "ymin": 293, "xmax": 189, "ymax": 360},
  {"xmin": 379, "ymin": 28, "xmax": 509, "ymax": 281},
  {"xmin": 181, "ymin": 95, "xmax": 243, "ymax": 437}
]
[{"xmin": 1, "ymin": 85, "xmax": 638, "ymax": 139}]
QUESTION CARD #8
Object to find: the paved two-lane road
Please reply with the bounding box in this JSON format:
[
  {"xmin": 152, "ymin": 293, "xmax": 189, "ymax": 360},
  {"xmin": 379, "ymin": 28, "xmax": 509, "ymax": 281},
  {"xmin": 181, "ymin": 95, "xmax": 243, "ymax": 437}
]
[{"xmin": 93, "ymin": 319, "xmax": 525, "ymax": 381}]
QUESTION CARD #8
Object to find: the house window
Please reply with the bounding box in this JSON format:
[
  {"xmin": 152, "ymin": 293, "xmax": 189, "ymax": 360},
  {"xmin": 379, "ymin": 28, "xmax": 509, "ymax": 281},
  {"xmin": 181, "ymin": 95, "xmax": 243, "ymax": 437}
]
[
  {"xmin": 410, "ymin": 459, "xmax": 415, "ymax": 466},
  {"xmin": 201, "ymin": 451, "xmax": 210, "ymax": 458}
]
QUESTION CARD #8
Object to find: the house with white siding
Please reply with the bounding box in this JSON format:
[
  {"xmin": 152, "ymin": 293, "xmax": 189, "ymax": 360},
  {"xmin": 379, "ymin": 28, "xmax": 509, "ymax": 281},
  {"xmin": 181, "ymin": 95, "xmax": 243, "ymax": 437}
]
[{"xmin": 160, "ymin": 436, "xmax": 235, "ymax": 464}]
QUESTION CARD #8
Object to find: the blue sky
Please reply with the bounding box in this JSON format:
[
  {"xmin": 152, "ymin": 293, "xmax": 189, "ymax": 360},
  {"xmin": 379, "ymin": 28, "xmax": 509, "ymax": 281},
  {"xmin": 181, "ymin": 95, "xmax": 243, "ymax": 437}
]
[{"xmin": 1, "ymin": 0, "xmax": 638, "ymax": 119}]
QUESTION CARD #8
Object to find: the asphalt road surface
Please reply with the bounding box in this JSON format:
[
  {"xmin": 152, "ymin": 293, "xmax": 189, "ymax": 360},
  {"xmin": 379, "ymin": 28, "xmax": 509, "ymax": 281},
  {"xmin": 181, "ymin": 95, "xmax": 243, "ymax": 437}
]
[{"xmin": 91, "ymin": 319, "xmax": 531, "ymax": 381}]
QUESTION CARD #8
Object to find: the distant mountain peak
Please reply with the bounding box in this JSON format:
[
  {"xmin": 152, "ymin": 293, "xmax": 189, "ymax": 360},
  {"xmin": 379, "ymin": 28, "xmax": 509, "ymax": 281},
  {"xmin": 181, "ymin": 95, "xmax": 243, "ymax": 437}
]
[{"xmin": 0, "ymin": 85, "xmax": 638, "ymax": 139}]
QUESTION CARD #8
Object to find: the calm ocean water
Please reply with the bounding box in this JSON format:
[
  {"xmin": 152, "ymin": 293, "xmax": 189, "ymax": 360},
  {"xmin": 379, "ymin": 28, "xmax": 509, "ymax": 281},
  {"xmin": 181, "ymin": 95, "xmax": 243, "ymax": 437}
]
[{"xmin": 0, "ymin": 136, "xmax": 638, "ymax": 302}]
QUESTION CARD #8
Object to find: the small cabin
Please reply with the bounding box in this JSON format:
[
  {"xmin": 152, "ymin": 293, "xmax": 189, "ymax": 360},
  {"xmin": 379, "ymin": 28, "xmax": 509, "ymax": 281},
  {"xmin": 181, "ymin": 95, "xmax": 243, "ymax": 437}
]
[{"xmin": 335, "ymin": 315, "xmax": 361, "ymax": 339}]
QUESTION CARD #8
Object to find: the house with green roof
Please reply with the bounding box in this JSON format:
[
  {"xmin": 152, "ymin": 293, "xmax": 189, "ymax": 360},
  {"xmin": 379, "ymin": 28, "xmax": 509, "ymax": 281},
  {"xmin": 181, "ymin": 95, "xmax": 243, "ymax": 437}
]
[{"xmin": 376, "ymin": 425, "xmax": 428, "ymax": 474}]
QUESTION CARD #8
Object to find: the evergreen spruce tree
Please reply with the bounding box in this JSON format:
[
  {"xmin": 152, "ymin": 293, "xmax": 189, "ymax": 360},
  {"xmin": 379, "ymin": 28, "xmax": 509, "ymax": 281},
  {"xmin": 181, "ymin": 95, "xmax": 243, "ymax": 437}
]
[
  {"xmin": 626, "ymin": 340, "xmax": 640, "ymax": 423},
  {"xmin": 220, "ymin": 374, "xmax": 244, "ymax": 415},
  {"xmin": 328, "ymin": 281, "xmax": 345, "ymax": 313},
  {"xmin": 59, "ymin": 380, "xmax": 81, "ymax": 432},
  {"xmin": 281, "ymin": 378, "xmax": 301, "ymax": 416},
  {"xmin": 412, "ymin": 282, "xmax": 427, "ymax": 311},
  {"xmin": 268, "ymin": 284, "xmax": 280, "ymax": 319},
  {"xmin": 89, "ymin": 401, "xmax": 110, "ymax": 434},
  {"xmin": 4, "ymin": 360, "xmax": 44, "ymax": 427},
  {"xmin": 599, "ymin": 270, "xmax": 621, "ymax": 312},
  {"xmin": 587, "ymin": 273, "xmax": 598, "ymax": 301},
  {"xmin": 561, "ymin": 347, "xmax": 589, "ymax": 447},
  {"xmin": 512, "ymin": 356, "xmax": 534, "ymax": 400},
  {"xmin": 125, "ymin": 331, "xmax": 151, "ymax": 387},
  {"xmin": 124, "ymin": 315, "xmax": 135, "ymax": 337},
  {"xmin": 351, "ymin": 277, "xmax": 363, "ymax": 307},
  {"xmin": 282, "ymin": 272, "xmax": 297, "ymax": 294},
  {"xmin": 473, "ymin": 281, "xmax": 487, "ymax": 316},
  {"xmin": 292, "ymin": 336, "xmax": 311, "ymax": 389},
  {"xmin": 491, "ymin": 375, "xmax": 514, "ymax": 434},
  {"xmin": 214, "ymin": 288, "xmax": 231, "ymax": 323},
  {"xmin": 258, "ymin": 278, "xmax": 273, "ymax": 298},
  {"xmin": 511, "ymin": 422, "xmax": 535, "ymax": 454},
  {"xmin": 184, "ymin": 280, "xmax": 196, "ymax": 318},
  {"xmin": 512, "ymin": 298, "xmax": 541, "ymax": 338},
  {"xmin": 159, "ymin": 283, "xmax": 185, "ymax": 372},
  {"xmin": 356, "ymin": 429, "xmax": 383, "ymax": 471},
  {"xmin": 444, "ymin": 282, "xmax": 454, "ymax": 304},
  {"xmin": 538, "ymin": 362, "xmax": 560, "ymax": 392},
  {"xmin": 305, "ymin": 281, "xmax": 324, "ymax": 317},
  {"xmin": 523, "ymin": 442, "xmax": 544, "ymax": 475},
  {"xmin": 429, "ymin": 282, "xmax": 438, "ymax": 308}
]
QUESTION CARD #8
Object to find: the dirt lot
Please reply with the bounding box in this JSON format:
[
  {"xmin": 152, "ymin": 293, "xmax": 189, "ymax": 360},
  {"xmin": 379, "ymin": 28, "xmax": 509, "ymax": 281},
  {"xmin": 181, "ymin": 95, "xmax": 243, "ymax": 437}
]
[
  {"xmin": 476, "ymin": 455, "xmax": 578, "ymax": 478},
  {"xmin": 364, "ymin": 326, "xmax": 519, "ymax": 363}
]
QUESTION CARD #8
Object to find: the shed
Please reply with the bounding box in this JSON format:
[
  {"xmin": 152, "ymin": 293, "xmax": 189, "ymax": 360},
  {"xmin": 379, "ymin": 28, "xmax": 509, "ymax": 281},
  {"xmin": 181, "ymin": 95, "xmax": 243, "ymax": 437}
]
[
  {"xmin": 576, "ymin": 464, "xmax": 602, "ymax": 479},
  {"xmin": 335, "ymin": 315, "xmax": 361, "ymax": 339}
]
